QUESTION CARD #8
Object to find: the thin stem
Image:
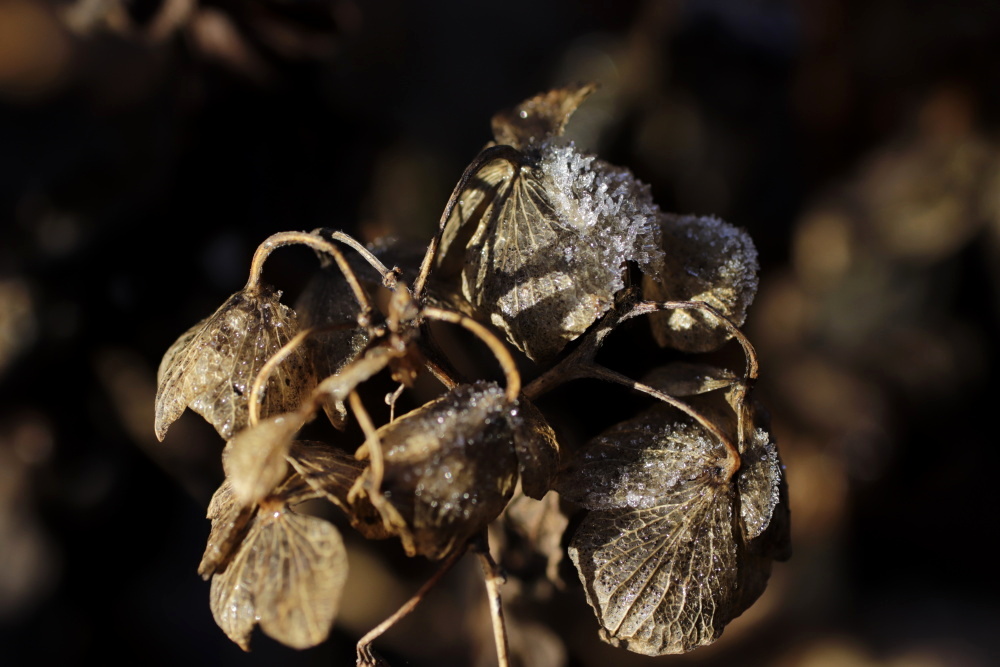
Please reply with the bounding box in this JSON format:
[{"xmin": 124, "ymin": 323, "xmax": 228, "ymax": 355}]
[
  {"xmin": 355, "ymin": 546, "xmax": 467, "ymax": 663},
  {"xmin": 349, "ymin": 391, "xmax": 384, "ymax": 494},
  {"xmin": 476, "ymin": 543, "xmax": 511, "ymax": 667},
  {"xmin": 583, "ymin": 363, "xmax": 741, "ymax": 479},
  {"xmin": 413, "ymin": 144, "xmax": 526, "ymax": 299},
  {"xmin": 631, "ymin": 300, "xmax": 760, "ymax": 382},
  {"xmin": 244, "ymin": 231, "xmax": 374, "ymax": 316},
  {"xmin": 325, "ymin": 230, "xmax": 398, "ymax": 288},
  {"xmin": 248, "ymin": 327, "xmax": 314, "ymax": 428},
  {"xmin": 385, "ymin": 383, "xmax": 405, "ymax": 422},
  {"xmin": 247, "ymin": 323, "xmax": 355, "ymax": 427},
  {"xmin": 421, "ymin": 306, "xmax": 521, "ymax": 402}
]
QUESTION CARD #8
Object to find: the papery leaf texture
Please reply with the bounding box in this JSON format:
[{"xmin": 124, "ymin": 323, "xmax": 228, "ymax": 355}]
[
  {"xmin": 209, "ymin": 506, "xmax": 348, "ymax": 650},
  {"xmin": 512, "ymin": 397, "xmax": 560, "ymax": 499},
  {"xmin": 155, "ymin": 285, "xmax": 314, "ymax": 440},
  {"xmin": 223, "ymin": 412, "xmax": 305, "ymax": 508},
  {"xmin": 560, "ymin": 402, "xmax": 788, "ymax": 655}
]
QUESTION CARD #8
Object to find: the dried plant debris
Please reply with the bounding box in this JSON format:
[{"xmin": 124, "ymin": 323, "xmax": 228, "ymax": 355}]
[
  {"xmin": 209, "ymin": 501, "xmax": 348, "ymax": 651},
  {"xmin": 643, "ymin": 214, "xmax": 759, "ymax": 352},
  {"xmin": 354, "ymin": 382, "xmax": 520, "ymax": 560},
  {"xmin": 437, "ymin": 85, "xmax": 663, "ymax": 361},
  {"xmin": 642, "ymin": 363, "xmax": 739, "ymax": 397},
  {"xmin": 198, "ymin": 480, "xmax": 255, "ymax": 579},
  {"xmin": 559, "ymin": 403, "xmax": 788, "ymax": 655},
  {"xmin": 287, "ymin": 440, "xmax": 394, "ymax": 540},
  {"xmin": 155, "ymin": 285, "xmax": 314, "ymax": 440}
]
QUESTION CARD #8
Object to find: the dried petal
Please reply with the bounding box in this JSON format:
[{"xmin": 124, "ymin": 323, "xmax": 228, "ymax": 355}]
[
  {"xmin": 438, "ymin": 143, "xmax": 662, "ymax": 361},
  {"xmin": 491, "ymin": 82, "xmax": 597, "ymax": 150},
  {"xmin": 643, "ymin": 214, "xmax": 759, "ymax": 352},
  {"xmin": 356, "ymin": 382, "xmax": 520, "ymax": 559},
  {"xmin": 209, "ymin": 506, "xmax": 348, "ymax": 650},
  {"xmin": 198, "ymin": 479, "xmax": 253, "ymax": 578},
  {"xmin": 560, "ymin": 403, "xmax": 788, "ymax": 655},
  {"xmin": 512, "ymin": 397, "xmax": 560, "ymax": 499},
  {"xmin": 155, "ymin": 285, "xmax": 313, "ymax": 440},
  {"xmin": 285, "ymin": 440, "xmax": 363, "ymax": 510},
  {"xmin": 224, "ymin": 412, "xmax": 304, "ymax": 508}
]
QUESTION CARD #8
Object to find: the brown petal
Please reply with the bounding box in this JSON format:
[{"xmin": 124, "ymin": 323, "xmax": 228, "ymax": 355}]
[
  {"xmin": 357, "ymin": 382, "xmax": 520, "ymax": 559},
  {"xmin": 224, "ymin": 411, "xmax": 304, "ymax": 508},
  {"xmin": 491, "ymin": 82, "xmax": 597, "ymax": 150},
  {"xmin": 155, "ymin": 285, "xmax": 314, "ymax": 440},
  {"xmin": 562, "ymin": 403, "xmax": 788, "ymax": 655},
  {"xmin": 512, "ymin": 397, "xmax": 560, "ymax": 500},
  {"xmin": 209, "ymin": 506, "xmax": 348, "ymax": 650},
  {"xmin": 643, "ymin": 214, "xmax": 759, "ymax": 352}
]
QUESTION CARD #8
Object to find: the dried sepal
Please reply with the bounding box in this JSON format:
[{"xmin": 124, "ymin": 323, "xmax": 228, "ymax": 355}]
[
  {"xmin": 559, "ymin": 402, "xmax": 788, "ymax": 655},
  {"xmin": 435, "ymin": 87, "xmax": 663, "ymax": 362},
  {"xmin": 223, "ymin": 412, "xmax": 305, "ymax": 508},
  {"xmin": 354, "ymin": 382, "xmax": 520, "ymax": 560},
  {"xmin": 209, "ymin": 503, "xmax": 348, "ymax": 650},
  {"xmin": 438, "ymin": 146, "xmax": 662, "ymax": 361},
  {"xmin": 198, "ymin": 479, "xmax": 254, "ymax": 578},
  {"xmin": 491, "ymin": 82, "xmax": 597, "ymax": 151},
  {"xmin": 643, "ymin": 214, "xmax": 759, "ymax": 352},
  {"xmin": 512, "ymin": 397, "xmax": 560, "ymax": 499},
  {"xmin": 155, "ymin": 285, "xmax": 314, "ymax": 440},
  {"xmin": 285, "ymin": 440, "xmax": 363, "ymax": 510},
  {"xmin": 724, "ymin": 387, "xmax": 789, "ymax": 545}
]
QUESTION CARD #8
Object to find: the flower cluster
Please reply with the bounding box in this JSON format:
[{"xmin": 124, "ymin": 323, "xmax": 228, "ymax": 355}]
[{"xmin": 155, "ymin": 84, "xmax": 789, "ymax": 664}]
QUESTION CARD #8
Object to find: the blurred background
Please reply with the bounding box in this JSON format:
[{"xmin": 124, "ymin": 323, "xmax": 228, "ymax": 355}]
[{"xmin": 2, "ymin": 0, "xmax": 999, "ymax": 665}]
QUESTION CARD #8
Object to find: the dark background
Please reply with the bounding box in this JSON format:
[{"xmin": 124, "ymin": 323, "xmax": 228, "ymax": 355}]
[{"xmin": 2, "ymin": 1, "xmax": 999, "ymax": 665}]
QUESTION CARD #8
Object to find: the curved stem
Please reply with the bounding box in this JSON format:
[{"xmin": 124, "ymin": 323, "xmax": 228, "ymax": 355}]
[
  {"xmin": 583, "ymin": 363, "xmax": 741, "ymax": 479},
  {"xmin": 248, "ymin": 327, "xmax": 314, "ymax": 428},
  {"xmin": 326, "ymin": 230, "xmax": 398, "ymax": 288},
  {"xmin": 631, "ymin": 300, "xmax": 759, "ymax": 382},
  {"xmin": 413, "ymin": 144, "xmax": 526, "ymax": 299},
  {"xmin": 421, "ymin": 306, "xmax": 521, "ymax": 403},
  {"xmin": 355, "ymin": 546, "xmax": 467, "ymax": 664},
  {"xmin": 247, "ymin": 323, "xmax": 355, "ymax": 427},
  {"xmin": 244, "ymin": 231, "xmax": 374, "ymax": 316},
  {"xmin": 349, "ymin": 390, "xmax": 384, "ymax": 495}
]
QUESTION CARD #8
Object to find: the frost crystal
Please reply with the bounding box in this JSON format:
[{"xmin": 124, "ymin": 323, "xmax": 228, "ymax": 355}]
[
  {"xmin": 643, "ymin": 213, "xmax": 759, "ymax": 352},
  {"xmin": 540, "ymin": 142, "xmax": 664, "ymax": 280}
]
